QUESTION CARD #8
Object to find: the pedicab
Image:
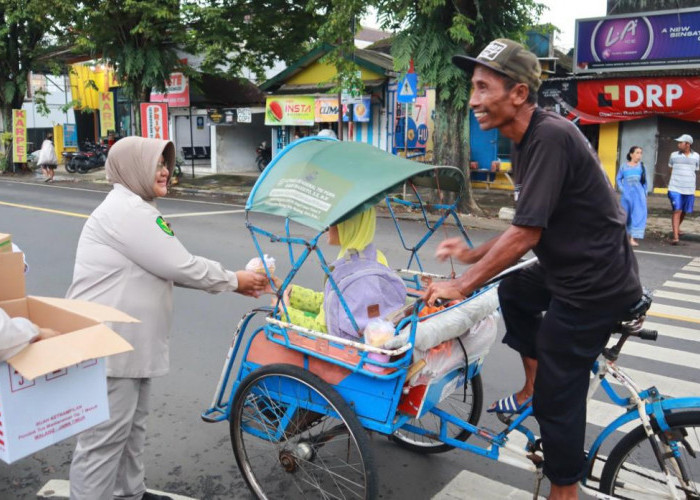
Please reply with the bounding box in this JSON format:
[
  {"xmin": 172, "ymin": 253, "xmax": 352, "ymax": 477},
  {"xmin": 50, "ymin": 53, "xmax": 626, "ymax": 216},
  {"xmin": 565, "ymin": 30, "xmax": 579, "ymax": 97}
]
[{"xmin": 201, "ymin": 137, "xmax": 508, "ymax": 499}]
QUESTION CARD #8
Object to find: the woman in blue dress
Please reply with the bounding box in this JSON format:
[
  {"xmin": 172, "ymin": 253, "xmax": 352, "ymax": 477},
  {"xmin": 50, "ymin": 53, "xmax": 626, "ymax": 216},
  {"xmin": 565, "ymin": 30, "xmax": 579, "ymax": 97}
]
[{"xmin": 616, "ymin": 146, "xmax": 648, "ymax": 246}]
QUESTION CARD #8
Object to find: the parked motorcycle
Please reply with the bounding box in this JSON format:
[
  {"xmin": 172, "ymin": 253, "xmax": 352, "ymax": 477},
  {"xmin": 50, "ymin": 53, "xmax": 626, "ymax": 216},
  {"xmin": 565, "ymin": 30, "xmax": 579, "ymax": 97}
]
[
  {"xmin": 73, "ymin": 140, "xmax": 108, "ymax": 174},
  {"xmin": 255, "ymin": 141, "xmax": 272, "ymax": 171}
]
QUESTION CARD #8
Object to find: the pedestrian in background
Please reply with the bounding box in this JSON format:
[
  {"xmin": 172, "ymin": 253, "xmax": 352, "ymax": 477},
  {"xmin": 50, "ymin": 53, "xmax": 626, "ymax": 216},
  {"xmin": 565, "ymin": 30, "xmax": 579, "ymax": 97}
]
[
  {"xmin": 616, "ymin": 146, "xmax": 647, "ymax": 246},
  {"xmin": 67, "ymin": 136, "xmax": 268, "ymax": 500},
  {"xmin": 38, "ymin": 131, "xmax": 58, "ymax": 183},
  {"xmin": 667, "ymin": 134, "xmax": 699, "ymax": 245}
]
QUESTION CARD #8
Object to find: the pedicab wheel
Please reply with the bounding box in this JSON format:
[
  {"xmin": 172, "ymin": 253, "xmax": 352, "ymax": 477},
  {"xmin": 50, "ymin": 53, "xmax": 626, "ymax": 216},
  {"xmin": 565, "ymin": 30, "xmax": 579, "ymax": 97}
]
[
  {"xmin": 230, "ymin": 364, "xmax": 378, "ymax": 499},
  {"xmin": 389, "ymin": 373, "xmax": 483, "ymax": 454},
  {"xmin": 599, "ymin": 410, "xmax": 700, "ymax": 499}
]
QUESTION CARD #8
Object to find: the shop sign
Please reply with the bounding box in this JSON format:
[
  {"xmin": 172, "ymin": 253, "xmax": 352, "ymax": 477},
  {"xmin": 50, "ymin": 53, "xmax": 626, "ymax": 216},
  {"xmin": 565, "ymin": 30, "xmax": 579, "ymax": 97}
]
[
  {"xmin": 265, "ymin": 97, "xmax": 315, "ymax": 126},
  {"xmin": 98, "ymin": 92, "xmax": 116, "ymax": 137},
  {"xmin": 63, "ymin": 123, "xmax": 78, "ymax": 148},
  {"xmin": 237, "ymin": 108, "xmax": 252, "ymax": 123},
  {"xmin": 12, "ymin": 110, "xmax": 27, "ymax": 163},
  {"xmin": 575, "ymin": 8, "xmax": 700, "ymax": 73},
  {"xmin": 342, "ymin": 98, "xmax": 371, "ymax": 123},
  {"xmin": 208, "ymin": 108, "xmax": 224, "ymax": 124},
  {"xmin": 315, "ymin": 98, "xmax": 340, "ymax": 122},
  {"xmin": 394, "ymin": 96, "xmax": 429, "ymax": 149},
  {"xmin": 577, "ymin": 77, "xmax": 700, "ymax": 122},
  {"xmin": 150, "ymin": 72, "xmax": 190, "ymax": 108},
  {"xmin": 140, "ymin": 102, "xmax": 169, "ymax": 140}
]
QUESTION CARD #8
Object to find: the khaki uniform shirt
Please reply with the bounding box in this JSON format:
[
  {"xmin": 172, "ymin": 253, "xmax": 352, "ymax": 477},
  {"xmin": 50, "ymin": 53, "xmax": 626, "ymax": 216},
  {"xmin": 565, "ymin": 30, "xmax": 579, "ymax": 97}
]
[{"xmin": 67, "ymin": 184, "xmax": 239, "ymax": 377}]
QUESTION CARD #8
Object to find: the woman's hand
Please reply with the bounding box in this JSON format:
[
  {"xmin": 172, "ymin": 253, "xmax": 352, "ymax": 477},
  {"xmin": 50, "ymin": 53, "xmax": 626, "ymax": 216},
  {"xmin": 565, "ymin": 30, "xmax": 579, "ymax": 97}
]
[{"xmin": 235, "ymin": 271, "xmax": 268, "ymax": 297}]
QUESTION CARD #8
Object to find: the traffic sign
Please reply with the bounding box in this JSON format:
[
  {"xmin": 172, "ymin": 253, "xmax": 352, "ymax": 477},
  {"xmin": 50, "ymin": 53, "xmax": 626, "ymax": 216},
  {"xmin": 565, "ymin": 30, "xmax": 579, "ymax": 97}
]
[{"xmin": 397, "ymin": 73, "xmax": 418, "ymax": 103}]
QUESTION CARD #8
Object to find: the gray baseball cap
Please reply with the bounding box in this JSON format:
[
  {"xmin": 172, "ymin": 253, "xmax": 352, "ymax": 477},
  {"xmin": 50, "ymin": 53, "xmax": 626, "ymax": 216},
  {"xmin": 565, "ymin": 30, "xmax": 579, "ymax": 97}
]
[
  {"xmin": 675, "ymin": 134, "xmax": 693, "ymax": 144},
  {"xmin": 452, "ymin": 38, "xmax": 542, "ymax": 93}
]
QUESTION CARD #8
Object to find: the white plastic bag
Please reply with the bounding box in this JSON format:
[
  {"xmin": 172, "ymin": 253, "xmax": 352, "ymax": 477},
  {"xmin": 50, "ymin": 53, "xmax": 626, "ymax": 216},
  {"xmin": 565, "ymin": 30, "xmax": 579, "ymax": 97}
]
[{"xmin": 245, "ymin": 254, "xmax": 276, "ymax": 275}]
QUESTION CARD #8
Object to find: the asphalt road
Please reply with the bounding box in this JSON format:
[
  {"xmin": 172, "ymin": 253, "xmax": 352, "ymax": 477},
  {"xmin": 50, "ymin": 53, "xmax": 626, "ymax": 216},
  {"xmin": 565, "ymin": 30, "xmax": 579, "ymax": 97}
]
[{"xmin": 1, "ymin": 179, "xmax": 698, "ymax": 499}]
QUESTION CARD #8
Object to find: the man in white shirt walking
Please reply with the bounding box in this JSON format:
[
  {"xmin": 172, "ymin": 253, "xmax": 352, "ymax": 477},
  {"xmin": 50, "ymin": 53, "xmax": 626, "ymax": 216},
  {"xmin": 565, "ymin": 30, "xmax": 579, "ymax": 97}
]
[{"xmin": 668, "ymin": 134, "xmax": 699, "ymax": 244}]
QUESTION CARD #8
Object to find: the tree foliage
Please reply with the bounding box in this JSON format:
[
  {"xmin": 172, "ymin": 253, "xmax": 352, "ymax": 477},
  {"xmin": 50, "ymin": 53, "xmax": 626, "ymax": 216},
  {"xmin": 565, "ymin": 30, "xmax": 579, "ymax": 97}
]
[
  {"xmin": 0, "ymin": 0, "xmax": 75, "ymax": 171},
  {"xmin": 314, "ymin": 0, "xmax": 546, "ymax": 210}
]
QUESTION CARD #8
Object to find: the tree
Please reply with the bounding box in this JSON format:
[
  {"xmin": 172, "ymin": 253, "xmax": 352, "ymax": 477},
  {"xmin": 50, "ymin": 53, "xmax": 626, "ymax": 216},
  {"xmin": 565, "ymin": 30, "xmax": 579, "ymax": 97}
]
[
  {"xmin": 313, "ymin": 0, "xmax": 545, "ymax": 212},
  {"xmin": 0, "ymin": 0, "xmax": 75, "ymax": 171}
]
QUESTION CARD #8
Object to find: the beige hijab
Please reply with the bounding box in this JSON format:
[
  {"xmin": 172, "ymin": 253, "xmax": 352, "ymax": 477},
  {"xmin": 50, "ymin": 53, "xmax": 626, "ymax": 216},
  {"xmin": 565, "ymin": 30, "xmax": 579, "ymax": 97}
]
[{"xmin": 105, "ymin": 137, "xmax": 175, "ymax": 201}]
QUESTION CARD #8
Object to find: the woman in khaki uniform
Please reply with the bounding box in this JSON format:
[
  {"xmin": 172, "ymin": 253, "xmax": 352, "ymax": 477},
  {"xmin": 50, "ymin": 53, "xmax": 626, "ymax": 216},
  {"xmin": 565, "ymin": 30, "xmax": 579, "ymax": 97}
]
[{"xmin": 67, "ymin": 137, "xmax": 267, "ymax": 500}]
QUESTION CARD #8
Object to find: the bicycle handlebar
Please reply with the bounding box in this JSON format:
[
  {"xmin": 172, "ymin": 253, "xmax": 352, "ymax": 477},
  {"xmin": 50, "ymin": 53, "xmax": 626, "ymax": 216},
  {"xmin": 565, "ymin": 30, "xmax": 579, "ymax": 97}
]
[{"xmin": 636, "ymin": 328, "xmax": 658, "ymax": 341}]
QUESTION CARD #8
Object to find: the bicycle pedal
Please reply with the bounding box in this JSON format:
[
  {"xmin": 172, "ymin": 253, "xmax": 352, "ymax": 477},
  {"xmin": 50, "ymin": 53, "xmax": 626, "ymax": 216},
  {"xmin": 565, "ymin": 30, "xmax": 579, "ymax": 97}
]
[{"xmin": 497, "ymin": 412, "xmax": 515, "ymax": 425}]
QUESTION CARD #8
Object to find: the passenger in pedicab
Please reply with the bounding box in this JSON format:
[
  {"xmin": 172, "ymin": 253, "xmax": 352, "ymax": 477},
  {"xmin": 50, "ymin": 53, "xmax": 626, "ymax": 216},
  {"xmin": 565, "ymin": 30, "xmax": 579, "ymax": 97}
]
[{"xmin": 274, "ymin": 206, "xmax": 407, "ymax": 342}]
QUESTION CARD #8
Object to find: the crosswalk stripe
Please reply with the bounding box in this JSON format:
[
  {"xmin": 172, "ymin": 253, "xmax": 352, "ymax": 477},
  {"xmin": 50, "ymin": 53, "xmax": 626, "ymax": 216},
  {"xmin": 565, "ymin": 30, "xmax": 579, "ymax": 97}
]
[
  {"xmin": 606, "ymin": 366, "xmax": 700, "ymax": 398},
  {"xmin": 682, "ymin": 264, "xmax": 700, "ymax": 273},
  {"xmin": 675, "ymin": 272, "xmax": 700, "ymax": 282},
  {"xmin": 662, "ymin": 280, "xmax": 700, "ymax": 292},
  {"xmin": 37, "ymin": 480, "xmax": 197, "ymax": 499},
  {"xmin": 649, "ymin": 302, "xmax": 700, "ymax": 322},
  {"xmin": 606, "ymin": 337, "xmax": 700, "ymax": 369},
  {"xmin": 654, "ymin": 289, "xmax": 700, "ymax": 304},
  {"xmin": 588, "ymin": 399, "xmax": 637, "ymax": 433},
  {"xmin": 642, "ymin": 321, "xmax": 699, "ymax": 343},
  {"xmin": 432, "ymin": 470, "xmax": 543, "ymax": 499}
]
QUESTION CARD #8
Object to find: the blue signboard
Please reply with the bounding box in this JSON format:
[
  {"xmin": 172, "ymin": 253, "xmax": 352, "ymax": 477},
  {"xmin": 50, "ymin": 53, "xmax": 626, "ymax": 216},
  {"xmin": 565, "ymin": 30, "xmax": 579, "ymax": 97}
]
[
  {"xmin": 63, "ymin": 123, "xmax": 78, "ymax": 148},
  {"xmin": 397, "ymin": 73, "xmax": 418, "ymax": 103},
  {"xmin": 575, "ymin": 8, "xmax": 700, "ymax": 73}
]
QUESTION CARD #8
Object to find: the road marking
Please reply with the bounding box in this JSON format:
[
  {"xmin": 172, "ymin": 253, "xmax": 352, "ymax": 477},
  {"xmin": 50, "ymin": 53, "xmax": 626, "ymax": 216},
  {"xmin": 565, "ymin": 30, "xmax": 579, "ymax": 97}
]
[
  {"xmin": 649, "ymin": 303, "xmax": 700, "ymax": 323},
  {"xmin": 675, "ymin": 272, "xmax": 700, "ymax": 282},
  {"xmin": 635, "ymin": 249, "xmax": 696, "ymax": 259},
  {"xmin": 0, "ymin": 200, "xmax": 88, "ymax": 218},
  {"xmin": 0, "ymin": 180, "xmax": 245, "ymax": 207},
  {"xmin": 607, "ymin": 366, "xmax": 700, "ymax": 399},
  {"xmin": 606, "ymin": 337, "xmax": 700, "ymax": 369},
  {"xmin": 643, "ymin": 321, "xmax": 700, "ymax": 343},
  {"xmin": 432, "ymin": 470, "xmax": 544, "ymax": 500},
  {"xmin": 662, "ymin": 280, "xmax": 700, "ymax": 292},
  {"xmin": 654, "ymin": 289, "xmax": 700, "ymax": 304},
  {"xmin": 37, "ymin": 479, "xmax": 197, "ymax": 499},
  {"xmin": 682, "ymin": 264, "xmax": 700, "ymax": 273},
  {"xmin": 164, "ymin": 209, "xmax": 245, "ymax": 218}
]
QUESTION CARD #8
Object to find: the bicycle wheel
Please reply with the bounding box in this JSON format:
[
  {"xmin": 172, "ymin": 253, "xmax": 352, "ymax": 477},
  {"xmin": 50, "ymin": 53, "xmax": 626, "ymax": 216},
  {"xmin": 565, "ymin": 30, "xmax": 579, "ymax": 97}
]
[
  {"xmin": 389, "ymin": 372, "xmax": 483, "ymax": 454},
  {"xmin": 230, "ymin": 364, "xmax": 377, "ymax": 499},
  {"xmin": 600, "ymin": 410, "xmax": 700, "ymax": 499}
]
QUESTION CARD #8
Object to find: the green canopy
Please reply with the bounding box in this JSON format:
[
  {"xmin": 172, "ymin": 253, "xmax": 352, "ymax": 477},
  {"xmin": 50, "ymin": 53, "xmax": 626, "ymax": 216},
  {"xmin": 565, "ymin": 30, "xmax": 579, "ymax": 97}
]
[{"xmin": 246, "ymin": 139, "xmax": 464, "ymax": 231}]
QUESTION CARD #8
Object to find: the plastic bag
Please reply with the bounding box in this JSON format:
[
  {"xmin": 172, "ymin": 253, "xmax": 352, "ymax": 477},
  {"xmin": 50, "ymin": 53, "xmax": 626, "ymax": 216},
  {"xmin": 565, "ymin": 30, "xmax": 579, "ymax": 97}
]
[{"xmin": 245, "ymin": 254, "xmax": 276, "ymax": 275}]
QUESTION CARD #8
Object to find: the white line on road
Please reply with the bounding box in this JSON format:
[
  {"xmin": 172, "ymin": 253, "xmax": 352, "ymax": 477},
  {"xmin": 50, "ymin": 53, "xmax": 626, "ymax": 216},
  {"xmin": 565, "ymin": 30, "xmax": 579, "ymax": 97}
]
[
  {"xmin": 163, "ymin": 209, "xmax": 245, "ymax": 218},
  {"xmin": 654, "ymin": 289, "xmax": 700, "ymax": 304},
  {"xmin": 432, "ymin": 470, "xmax": 544, "ymax": 500},
  {"xmin": 662, "ymin": 280, "xmax": 700, "ymax": 292},
  {"xmin": 635, "ymin": 249, "xmax": 697, "ymax": 259},
  {"xmin": 643, "ymin": 321, "xmax": 700, "ymax": 343},
  {"xmin": 606, "ymin": 337, "xmax": 700, "ymax": 369},
  {"xmin": 650, "ymin": 302, "xmax": 700, "ymax": 322},
  {"xmin": 606, "ymin": 366, "xmax": 700, "ymax": 399},
  {"xmin": 682, "ymin": 264, "xmax": 700, "ymax": 273},
  {"xmin": 37, "ymin": 479, "xmax": 197, "ymax": 499},
  {"xmin": 675, "ymin": 273, "xmax": 700, "ymax": 282},
  {"xmin": 0, "ymin": 180, "xmax": 244, "ymax": 207}
]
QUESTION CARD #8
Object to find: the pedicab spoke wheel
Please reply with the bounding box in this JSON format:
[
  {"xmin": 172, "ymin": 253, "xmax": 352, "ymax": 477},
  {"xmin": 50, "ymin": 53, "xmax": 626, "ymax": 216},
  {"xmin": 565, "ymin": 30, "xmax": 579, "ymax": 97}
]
[
  {"xmin": 390, "ymin": 373, "xmax": 483, "ymax": 454},
  {"xmin": 230, "ymin": 364, "xmax": 377, "ymax": 499},
  {"xmin": 600, "ymin": 410, "xmax": 700, "ymax": 499}
]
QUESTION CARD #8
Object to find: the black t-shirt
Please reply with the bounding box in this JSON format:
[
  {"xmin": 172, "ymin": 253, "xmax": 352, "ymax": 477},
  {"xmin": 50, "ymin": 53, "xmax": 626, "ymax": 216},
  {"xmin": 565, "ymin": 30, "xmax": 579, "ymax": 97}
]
[{"xmin": 511, "ymin": 109, "xmax": 641, "ymax": 309}]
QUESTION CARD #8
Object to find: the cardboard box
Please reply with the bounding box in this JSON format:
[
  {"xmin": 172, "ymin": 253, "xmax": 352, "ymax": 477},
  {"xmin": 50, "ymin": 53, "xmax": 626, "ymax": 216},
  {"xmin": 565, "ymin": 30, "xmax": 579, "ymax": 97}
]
[
  {"xmin": 0, "ymin": 250, "xmax": 135, "ymax": 463},
  {"xmin": 0, "ymin": 233, "xmax": 11, "ymax": 253}
]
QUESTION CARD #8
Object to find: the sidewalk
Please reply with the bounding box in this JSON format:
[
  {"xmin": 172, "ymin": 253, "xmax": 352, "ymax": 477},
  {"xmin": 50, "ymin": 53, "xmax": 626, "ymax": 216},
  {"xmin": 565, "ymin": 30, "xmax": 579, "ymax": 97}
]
[{"xmin": 4, "ymin": 165, "xmax": 699, "ymax": 242}]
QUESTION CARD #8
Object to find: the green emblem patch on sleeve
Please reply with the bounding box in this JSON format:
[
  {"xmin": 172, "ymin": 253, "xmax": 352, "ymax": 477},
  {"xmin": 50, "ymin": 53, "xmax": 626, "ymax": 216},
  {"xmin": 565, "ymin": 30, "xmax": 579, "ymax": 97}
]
[{"xmin": 156, "ymin": 216, "xmax": 175, "ymax": 236}]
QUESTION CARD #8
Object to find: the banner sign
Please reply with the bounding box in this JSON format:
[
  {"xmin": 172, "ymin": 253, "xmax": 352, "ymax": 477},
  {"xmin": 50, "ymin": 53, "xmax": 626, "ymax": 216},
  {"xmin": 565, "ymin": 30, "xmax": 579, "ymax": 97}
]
[
  {"xmin": 539, "ymin": 76, "xmax": 700, "ymax": 124},
  {"xmin": 63, "ymin": 124, "xmax": 78, "ymax": 148},
  {"xmin": 98, "ymin": 92, "xmax": 116, "ymax": 137},
  {"xmin": 265, "ymin": 97, "xmax": 314, "ymax": 126},
  {"xmin": 12, "ymin": 110, "xmax": 27, "ymax": 163},
  {"xmin": 315, "ymin": 97, "xmax": 371, "ymax": 122},
  {"xmin": 140, "ymin": 102, "xmax": 169, "ymax": 140},
  {"xmin": 150, "ymin": 72, "xmax": 190, "ymax": 108},
  {"xmin": 394, "ymin": 96, "xmax": 429, "ymax": 149},
  {"xmin": 575, "ymin": 8, "xmax": 700, "ymax": 73}
]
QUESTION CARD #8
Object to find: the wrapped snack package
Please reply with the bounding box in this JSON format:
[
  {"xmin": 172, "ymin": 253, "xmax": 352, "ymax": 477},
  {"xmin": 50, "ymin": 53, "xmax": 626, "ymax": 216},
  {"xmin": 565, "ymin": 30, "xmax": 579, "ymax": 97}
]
[
  {"xmin": 245, "ymin": 254, "xmax": 276, "ymax": 275},
  {"xmin": 363, "ymin": 319, "xmax": 394, "ymax": 373}
]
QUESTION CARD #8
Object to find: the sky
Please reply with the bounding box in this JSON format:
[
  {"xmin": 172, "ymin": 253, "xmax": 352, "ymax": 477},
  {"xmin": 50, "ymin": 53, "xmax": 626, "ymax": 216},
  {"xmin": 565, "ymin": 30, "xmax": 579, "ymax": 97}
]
[{"xmin": 533, "ymin": 0, "xmax": 607, "ymax": 51}]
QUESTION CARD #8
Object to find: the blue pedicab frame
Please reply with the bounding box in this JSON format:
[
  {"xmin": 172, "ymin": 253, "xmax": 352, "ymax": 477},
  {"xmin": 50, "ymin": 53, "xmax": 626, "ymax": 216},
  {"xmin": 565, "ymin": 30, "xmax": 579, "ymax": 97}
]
[{"xmin": 202, "ymin": 138, "xmax": 700, "ymax": 500}]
